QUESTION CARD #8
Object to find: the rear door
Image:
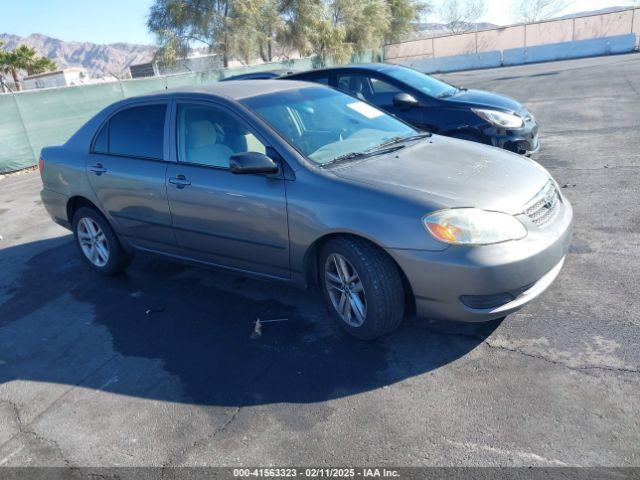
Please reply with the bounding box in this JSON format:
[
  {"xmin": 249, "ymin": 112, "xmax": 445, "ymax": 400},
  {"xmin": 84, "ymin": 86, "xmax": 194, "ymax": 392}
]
[
  {"xmin": 86, "ymin": 102, "xmax": 177, "ymax": 252},
  {"xmin": 165, "ymin": 101, "xmax": 290, "ymax": 279}
]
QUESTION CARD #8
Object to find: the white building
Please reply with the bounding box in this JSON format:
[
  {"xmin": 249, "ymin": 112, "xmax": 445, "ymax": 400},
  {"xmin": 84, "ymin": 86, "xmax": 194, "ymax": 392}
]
[{"xmin": 22, "ymin": 67, "xmax": 90, "ymax": 90}]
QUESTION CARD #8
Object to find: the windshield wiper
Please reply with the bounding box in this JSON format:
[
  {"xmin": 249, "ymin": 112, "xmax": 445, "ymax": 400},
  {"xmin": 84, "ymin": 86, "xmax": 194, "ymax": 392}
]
[
  {"xmin": 323, "ymin": 151, "xmax": 370, "ymax": 166},
  {"xmin": 322, "ymin": 144, "xmax": 407, "ymax": 168},
  {"xmin": 321, "ymin": 133, "xmax": 431, "ymax": 167},
  {"xmin": 367, "ymin": 132, "xmax": 432, "ymax": 151}
]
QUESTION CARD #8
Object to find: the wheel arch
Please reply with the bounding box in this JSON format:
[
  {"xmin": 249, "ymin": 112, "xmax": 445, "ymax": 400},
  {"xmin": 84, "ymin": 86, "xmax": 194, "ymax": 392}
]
[
  {"xmin": 66, "ymin": 196, "xmax": 103, "ymax": 224},
  {"xmin": 302, "ymin": 232, "xmax": 416, "ymax": 316},
  {"xmin": 66, "ymin": 196, "xmax": 134, "ymax": 256}
]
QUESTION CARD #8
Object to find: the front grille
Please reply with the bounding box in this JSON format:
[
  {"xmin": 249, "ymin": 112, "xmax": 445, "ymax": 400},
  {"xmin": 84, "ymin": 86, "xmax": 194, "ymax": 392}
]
[{"xmin": 524, "ymin": 181, "xmax": 561, "ymax": 226}]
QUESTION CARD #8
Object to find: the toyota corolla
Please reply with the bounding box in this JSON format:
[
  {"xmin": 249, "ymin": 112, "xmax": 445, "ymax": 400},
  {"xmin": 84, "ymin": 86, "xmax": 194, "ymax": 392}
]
[{"xmin": 39, "ymin": 80, "xmax": 572, "ymax": 339}]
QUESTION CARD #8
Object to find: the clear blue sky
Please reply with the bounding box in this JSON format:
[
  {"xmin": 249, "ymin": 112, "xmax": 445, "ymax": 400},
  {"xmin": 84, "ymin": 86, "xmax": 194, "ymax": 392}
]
[
  {"xmin": 471, "ymin": 0, "xmax": 635, "ymax": 26},
  {"xmin": 0, "ymin": 0, "xmax": 156, "ymax": 45},
  {"xmin": 0, "ymin": 0, "xmax": 632, "ymax": 46}
]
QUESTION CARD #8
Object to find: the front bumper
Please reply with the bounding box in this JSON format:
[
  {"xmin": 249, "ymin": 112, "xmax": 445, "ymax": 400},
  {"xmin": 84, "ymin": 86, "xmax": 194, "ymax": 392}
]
[
  {"xmin": 488, "ymin": 116, "xmax": 539, "ymax": 155},
  {"xmin": 389, "ymin": 198, "xmax": 573, "ymax": 323}
]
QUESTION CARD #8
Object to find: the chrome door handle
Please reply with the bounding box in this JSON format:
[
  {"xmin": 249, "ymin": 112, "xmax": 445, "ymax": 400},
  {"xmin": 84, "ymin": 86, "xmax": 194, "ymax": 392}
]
[
  {"xmin": 169, "ymin": 175, "xmax": 191, "ymax": 189},
  {"xmin": 89, "ymin": 163, "xmax": 107, "ymax": 175}
]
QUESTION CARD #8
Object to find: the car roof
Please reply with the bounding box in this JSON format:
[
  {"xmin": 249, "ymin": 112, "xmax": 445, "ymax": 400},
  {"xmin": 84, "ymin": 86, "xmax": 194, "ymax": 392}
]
[
  {"xmin": 135, "ymin": 79, "xmax": 316, "ymax": 102},
  {"xmin": 286, "ymin": 63, "xmax": 395, "ymax": 75},
  {"xmin": 221, "ymin": 69, "xmax": 293, "ymax": 80}
]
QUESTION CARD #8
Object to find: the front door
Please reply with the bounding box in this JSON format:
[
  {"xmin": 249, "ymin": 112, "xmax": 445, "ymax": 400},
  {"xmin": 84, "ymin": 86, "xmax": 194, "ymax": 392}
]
[
  {"xmin": 335, "ymin": 72, "xmax": 427, "ymax": 129},
  {"xmin": 86, "ymin": 102, "xmax": 177, "ymax": 252},
  {"xmin": 165, "ymin": 102, "xmax": 290, "ymax": 279}
]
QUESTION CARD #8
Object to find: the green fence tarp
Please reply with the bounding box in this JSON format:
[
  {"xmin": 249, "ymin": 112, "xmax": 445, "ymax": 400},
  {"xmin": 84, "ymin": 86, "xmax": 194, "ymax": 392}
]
[
  {"xmin": 0, "ymin": 94, "xmax": 35, "ymax": 173},
  {"xmin": 0, "ymin": 51, "xmax": 380, "ymax": 174}
]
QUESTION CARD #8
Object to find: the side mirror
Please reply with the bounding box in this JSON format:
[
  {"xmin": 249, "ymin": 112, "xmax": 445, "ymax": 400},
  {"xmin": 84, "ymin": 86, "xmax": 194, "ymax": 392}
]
[
  {"xmin": 393, "ymin": 92, "xmax": 418, "ymax": 109},
  {"xmin": 229, "ymin": 152, "xmax": 279, "ymax": 175}
]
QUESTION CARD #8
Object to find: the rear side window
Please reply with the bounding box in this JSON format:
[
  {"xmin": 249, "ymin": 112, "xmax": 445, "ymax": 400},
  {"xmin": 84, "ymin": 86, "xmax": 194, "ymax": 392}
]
[
  {"xmin": 93, "ymin": 123, "xmax": 108, "ymax": 153},
  {"xmin": 106, "ymin": 104, "xmax": 167, "ymax": 159}
]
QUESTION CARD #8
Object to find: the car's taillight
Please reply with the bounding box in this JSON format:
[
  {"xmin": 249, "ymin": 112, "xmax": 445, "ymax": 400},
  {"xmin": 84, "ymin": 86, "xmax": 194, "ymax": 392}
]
[{"xmin": 38, "ymin": 157, "xmax": 44, "ymax": 174}]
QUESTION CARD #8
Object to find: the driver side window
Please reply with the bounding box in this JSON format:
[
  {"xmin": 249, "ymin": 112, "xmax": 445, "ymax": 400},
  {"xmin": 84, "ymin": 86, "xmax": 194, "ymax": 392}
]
[
  {"xmin": 177, "ymin": 104, "xmax": 266, "ymax": 168},
  {"xmin": 337, "ymin": 73, "xmax": 403, "ymax": 109},
  {"xmin": 337, "ymin": 74, "xmax": 373, "ymax": 101}
]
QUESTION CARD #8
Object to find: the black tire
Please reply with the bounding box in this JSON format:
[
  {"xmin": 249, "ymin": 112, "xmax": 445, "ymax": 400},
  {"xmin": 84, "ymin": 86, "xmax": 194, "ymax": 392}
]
[
  {"xmin": 72, "ymin": 206, "xmax": 132, "ymax": 276},
  {"xmin": 319, "ymin": 236, "xmax": 405, "ymax": 340}
]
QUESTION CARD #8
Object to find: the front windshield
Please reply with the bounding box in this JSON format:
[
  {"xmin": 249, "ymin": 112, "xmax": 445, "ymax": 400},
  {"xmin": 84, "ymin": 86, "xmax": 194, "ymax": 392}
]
[
  {"xmin": 242, "ymin": 87, "xmax": 417, "ymax": 165},
  {"xmin": 383, "ymin": 65, "xmax": 457, "ymax": 98}
]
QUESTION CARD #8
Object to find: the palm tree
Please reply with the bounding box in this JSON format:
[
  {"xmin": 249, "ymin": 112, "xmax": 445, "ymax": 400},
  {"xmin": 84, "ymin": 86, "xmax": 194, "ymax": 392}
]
[
  {"xmin": 1, "ymin": 45, "xmax": 31, "ymax": 91},
  {"xmin": 26, "ymin": 55, "xmax": 57, "ymax": 76},
  {"xmin": 0, "ymin": 44, "xmax": 56, "ymax": 91},
  {"xmin": 0, "ymin": 42, "xmax": 10, "ymax": 92}
]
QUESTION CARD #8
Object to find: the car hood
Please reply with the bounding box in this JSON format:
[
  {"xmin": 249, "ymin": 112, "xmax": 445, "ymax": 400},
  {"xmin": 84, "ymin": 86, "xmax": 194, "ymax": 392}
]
[
  {"xmin": 330, "ymin": 135, "xmax": 551, "ymax": 214},
  {"xmin": 445, "ymin": 88, "xmax": 525, "ymax": 114}
]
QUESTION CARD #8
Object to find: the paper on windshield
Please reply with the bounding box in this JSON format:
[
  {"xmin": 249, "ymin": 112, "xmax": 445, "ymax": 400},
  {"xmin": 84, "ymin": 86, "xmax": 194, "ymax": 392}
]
[{"xmin": 347, "ymin": 101, "xmax": 384, "ymax": 119}]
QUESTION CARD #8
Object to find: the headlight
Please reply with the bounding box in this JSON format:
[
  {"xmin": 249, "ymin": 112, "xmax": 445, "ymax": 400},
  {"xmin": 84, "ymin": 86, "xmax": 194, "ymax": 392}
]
[
  {"xmin": 423, "ymin": 208, "xmax": 527, "ymax": 245},
  {"xmin": 472, "ymin": 108, "xmax": 524, "ymax": 129}
]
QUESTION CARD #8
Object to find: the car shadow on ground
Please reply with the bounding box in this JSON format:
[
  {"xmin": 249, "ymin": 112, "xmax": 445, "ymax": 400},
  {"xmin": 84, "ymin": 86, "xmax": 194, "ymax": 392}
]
[{"xmin": 0, "ymin": 237, "xmax": 502, "ymax": 406}]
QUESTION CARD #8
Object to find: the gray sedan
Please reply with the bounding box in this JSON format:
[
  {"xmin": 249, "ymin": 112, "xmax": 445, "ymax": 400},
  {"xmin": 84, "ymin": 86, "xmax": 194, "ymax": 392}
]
[{"xmin": 39, "ymin": 80, "xmax": 573, "ymax": 339}]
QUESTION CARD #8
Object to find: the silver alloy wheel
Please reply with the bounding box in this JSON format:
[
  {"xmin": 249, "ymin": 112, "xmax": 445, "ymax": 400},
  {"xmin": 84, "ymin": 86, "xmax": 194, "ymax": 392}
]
[
  {"xmin": 77, "ymin": 217, "xmax": 109, "ymax": 267},
  {"xmin": 324, "ymin": 253, "xmax": 367, "ymax": 327}
]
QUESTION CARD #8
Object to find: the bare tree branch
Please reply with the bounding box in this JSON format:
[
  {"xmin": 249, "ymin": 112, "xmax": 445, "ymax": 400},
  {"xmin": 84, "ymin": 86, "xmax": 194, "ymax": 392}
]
[
  {"xmin": 438, "ymin": 0, "xmax": 486, "ymax": 34},
  {"xmin": 510, "ymin": 0, "xmax": 574, "ymax": 24}
]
